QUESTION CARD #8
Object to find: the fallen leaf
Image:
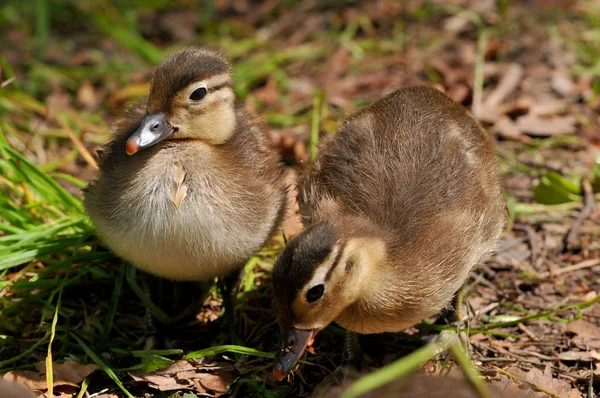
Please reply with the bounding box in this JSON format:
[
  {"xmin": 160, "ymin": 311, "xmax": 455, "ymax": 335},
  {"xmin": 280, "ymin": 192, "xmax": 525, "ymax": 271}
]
[
  {"xmin": 35, "ymin": 360, "xmax": 98, "ymax": 385},
  {"xmin": 530, "ymin": 96, "xmax": 568, "ymax": 116},
  {"xmin": 492, "ymin": 116, "xmax": 531, "ymax": 143},
  {"xmin": 2, "ymin": 360, "xmax": 98, "ymax": 394},
  {"xmin": 77, "ymin": 80, "xmax": 98, "ymax": 110},
  {"xmin": 516, "ymin": 114, "xmax": 577, "ymax": 136},
  {"xmin": 2, "ymin": 371, "xmax": 48, "ymax": 391},
  {"xmin": 0, "ymin": 378, "xmax": 37, "ymax": 398},
  {"xmin": 483, "ymin": 63, "xmax": 524, "ymax": 110},
  {"xmin": 525, "ymin": 364, "xmax": 582, "ymax": 398},
  {"xmin": 566, "ymin": 319, "xmax": 600, "ymax": 339},
  {"xmin": 158, "ymin": 10, "xmax": 197, "ymax": 41},
  {"xmin": 551, "ymin": 70, "xmax": 575, "ymax": 97},
  {"xmin": 566, "ymin": 319, "xmax": 600, "ymax": 349},
  {"xmin": 130, "ymin": 360, "xmax": 237, "ymax": 397},
  {"xmin": 558, "ymin": 350, "xmax": 600, "ymax": 362}
]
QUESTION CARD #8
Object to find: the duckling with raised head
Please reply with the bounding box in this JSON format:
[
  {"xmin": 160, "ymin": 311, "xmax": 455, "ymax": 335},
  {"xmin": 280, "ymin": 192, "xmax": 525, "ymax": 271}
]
[
  {"xmin": 272, "ymin": 86, "xmax": 506, "ymax": 379},
  {"xmin": 84, "ymin": 47, "xmax": 285, "ymax": 293}
]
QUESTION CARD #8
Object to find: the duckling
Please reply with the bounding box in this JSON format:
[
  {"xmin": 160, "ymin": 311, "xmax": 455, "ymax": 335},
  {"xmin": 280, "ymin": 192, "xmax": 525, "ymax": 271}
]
[
  {"xmin": 271, "ymin": 86, "xmax": 506, "ymax": 379},
  {"xmin": 84, "ymin": 47, "xmax": 285, "ymax": 292}
]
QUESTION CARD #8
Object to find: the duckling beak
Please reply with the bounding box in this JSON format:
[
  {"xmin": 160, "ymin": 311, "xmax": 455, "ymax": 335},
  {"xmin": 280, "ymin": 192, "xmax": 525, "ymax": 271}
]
[
  {"xmin": 126, "ymin": 114, "xmax": 174, "ymax": 155},
  {"xmin": 273, "ymin": 327, "xmax": 318, "ymax": 381}
]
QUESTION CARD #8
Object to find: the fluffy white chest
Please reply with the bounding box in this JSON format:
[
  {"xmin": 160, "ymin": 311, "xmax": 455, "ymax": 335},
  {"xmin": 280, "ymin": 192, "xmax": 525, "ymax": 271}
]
[{"xmin": 89, "ymin": 158, "xmax": 278, "ymax": 281}]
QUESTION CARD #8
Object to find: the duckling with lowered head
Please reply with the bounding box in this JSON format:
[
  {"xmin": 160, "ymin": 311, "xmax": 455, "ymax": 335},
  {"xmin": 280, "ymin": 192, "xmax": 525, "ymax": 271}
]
[
  {"xmin": 271, "ymin": 86, "xmax": 506, "ymax": 379},
  {"xmin": 84, "ymin": 47, "xmax": 286, "ymax": 287}
]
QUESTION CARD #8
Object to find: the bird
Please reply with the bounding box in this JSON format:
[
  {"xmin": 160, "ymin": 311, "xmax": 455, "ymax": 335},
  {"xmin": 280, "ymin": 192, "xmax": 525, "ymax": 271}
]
[
  {"xmin": 271, "ymin": 86, "xmax": 506, "ymax": 380},
  {"xmin": 84, "ymin": 47, "xmax": 286, "ymax": 332}
]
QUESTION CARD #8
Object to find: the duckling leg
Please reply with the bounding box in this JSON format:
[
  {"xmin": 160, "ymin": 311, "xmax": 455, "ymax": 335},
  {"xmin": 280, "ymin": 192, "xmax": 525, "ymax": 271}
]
[
  {"xmin": 342, "ymin": 331, "xmax": 361, "ymax": 367},
  {"xmin": 137, "ymin": 273, "xmax": 206, "ymax": 349},
  {"xmin": 313, "ymin": 331, "xmax": 365, "ymax": 394},
  {"xmin": 141, "ymin": 274, "xmax": 159, "ymax": 350},
  {"xmin": 217, "ymin": 270, "xmax": 242, "ymax": 344}
]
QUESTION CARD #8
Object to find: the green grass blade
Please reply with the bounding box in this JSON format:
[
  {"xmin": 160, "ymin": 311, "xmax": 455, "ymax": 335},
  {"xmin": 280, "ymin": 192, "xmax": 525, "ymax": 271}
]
[
  {"xmin": 72, "ymin": 334, "xmax": 134, "ymax": 398},
  {"xmin": 186, "ymin": 345, "xmax": 275, "ymax": 360}
]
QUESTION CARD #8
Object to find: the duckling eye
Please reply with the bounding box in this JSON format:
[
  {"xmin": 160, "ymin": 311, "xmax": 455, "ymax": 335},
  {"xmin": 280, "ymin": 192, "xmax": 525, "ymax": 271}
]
[
  {"xmin": 305, "ymin": 284, "xmax": 324, "ymax": 303},
  {"xmin": 189, "ymin": 87, "xmax": 207, "ymax": 101}
]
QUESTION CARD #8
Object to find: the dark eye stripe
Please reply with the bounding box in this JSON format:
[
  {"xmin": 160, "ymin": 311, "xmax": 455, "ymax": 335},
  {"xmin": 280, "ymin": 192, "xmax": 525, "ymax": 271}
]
[{"xmin": 324, "ymin": 246, "xmax": 344, "ymax": 282}]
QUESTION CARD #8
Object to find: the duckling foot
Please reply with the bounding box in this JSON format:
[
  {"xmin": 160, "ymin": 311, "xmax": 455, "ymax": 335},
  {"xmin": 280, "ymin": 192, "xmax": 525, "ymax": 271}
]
[
  {"xmin": 313, "ymin": 359, "xmax": 363, "ymax": 396},
  {"xmin": 133, "ymin": 272, "xmax": 205, "ymax": 350},
  {"xmin": 313, "ymin": 331, "xmax": 372, "ymax": 395}
]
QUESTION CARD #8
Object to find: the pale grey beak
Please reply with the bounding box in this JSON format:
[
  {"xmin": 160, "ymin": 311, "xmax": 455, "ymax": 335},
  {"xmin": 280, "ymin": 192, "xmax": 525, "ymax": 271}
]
[{"xmin": 126, "ymin": 114, "xmax": 174, "ymax": 155}]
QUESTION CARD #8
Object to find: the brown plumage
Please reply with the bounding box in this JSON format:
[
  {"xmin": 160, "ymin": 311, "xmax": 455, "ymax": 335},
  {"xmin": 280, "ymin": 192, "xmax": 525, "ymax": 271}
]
[
  {"xmin": 84, "ymin": 47, "xmax": 286, "ymax": 281},
  {"xmin": 272, "ymin": 86, "xmax": 506, "ymax": 378}
]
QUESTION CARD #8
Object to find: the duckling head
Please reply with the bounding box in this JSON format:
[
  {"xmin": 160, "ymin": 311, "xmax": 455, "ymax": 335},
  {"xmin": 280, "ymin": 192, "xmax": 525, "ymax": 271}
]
[
  {"xmin": 126, "ymin": 47, "xmax": 236, "ymax": 155},
  {"xmin": 271, "ymin": 221, "xmax": 386, "ymax": 380}
]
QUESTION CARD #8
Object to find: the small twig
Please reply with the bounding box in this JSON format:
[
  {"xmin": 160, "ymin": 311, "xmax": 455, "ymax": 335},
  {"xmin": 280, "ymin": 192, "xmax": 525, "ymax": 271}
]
[
  {"xmin": 483, "ymin": 63, "xmax": 523, "ymax": 110},
  {"xmin": 481, "ymin": 294, "xmax": 600, "ymax": 330},
  {"xmin": 493, "ymin": 366, "xmax": 561, "ymax": 398},
  {"xmin": 565, "ymin": 178, "xmax": 595, "ymax": 251},
  {"xmin": 588, "ymin": 363, "xmax": 594, "ymax": 398},
  {"xmin": 472, "ymin": 29, "xmax": 487, "ymax": 117},
  {"xmin": 510, "ymin": 348, "xmax": 555, "ymax": 361},
  {"xmin": 512, "ymin": 224, "xmax": 538, "ymax": 267},
  {"xmin": 0, "ymin": 261, "xmax": 38, "ymax": 297},
  {"xmin": 475, "ymin": 302, "xmax": 500, "ymax": 319},
  {"xmin": 538, "ymin": 259, "xmax": 600, "ymax": 279},
  {"xmin": 1, "ymin": 76, "xmax": 15, "ymax": 88},
  {"xmin": 55, "ymin": 114, "xmax": 99, "ymax": 171},
  {"xmin": 517, "ymin": 323, "xmax": 539, "ymax": 341}
]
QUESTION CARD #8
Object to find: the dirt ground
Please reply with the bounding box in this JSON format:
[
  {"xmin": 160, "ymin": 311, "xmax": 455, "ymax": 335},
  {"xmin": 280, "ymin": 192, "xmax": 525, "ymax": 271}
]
[{"xmin": 0, "ymin": 0, "xmax": 599, "ymax": 397}]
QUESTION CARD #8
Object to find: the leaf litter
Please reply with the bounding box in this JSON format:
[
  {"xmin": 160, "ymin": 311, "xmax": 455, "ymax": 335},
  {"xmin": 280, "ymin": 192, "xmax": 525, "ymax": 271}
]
[{"xmin": 0, "ymin": 0, "xmax": 599, "ymax": 397}]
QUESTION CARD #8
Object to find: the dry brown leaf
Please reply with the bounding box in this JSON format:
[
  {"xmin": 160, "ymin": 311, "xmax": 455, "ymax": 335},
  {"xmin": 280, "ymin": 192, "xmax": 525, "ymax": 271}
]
[
  {"xmin": 483, "ymin": 63, "xmax": 524, "ymax": 110},
  {"xmin": 492, "ymin": 116, "xmax": 531, "ymax": 143},
  {"xmin": 2, "ymin": 370, "xmax": 48, "ymax": 391},
  {"xmin": 566, "ymin": 319, "xmax": 600, "ymax": 338},
  {"xmin": 447, "ymin": 83, "xmax": 470, "ymax": 104},
  {"xmin": 77, "ymin": 80, "xmax": 98, "ymax": 110},
  {"xmin": 551, "ymin": 70, "xmax": 575, "ymax": 97},
  {"xmin": 192, "ymin": 372, "xmax": 237, "ymax": 394},
  {"xmin": 0, "ymin": 378, "xmax": 38, "ymax": 398},
  {"xmin": 516, "ymin": 113, "xmax": 577, "ymax": 136},
  {"xmin": 2, "ymin": 360, "xmax": 97, "ymax": 394},
  {"xmin": 35, "ymin": 360, "xmax": 98, "ymax": 385},
  {"xmin": 129, "ymin": 360, "xmax": 237, "ymax": 397},
  {"xmin": 558, "ymin": 350, "xmax": 600, "ymax": 362},
  {"xmin": 525, "ymin": 364, "xmax": 582, "ymax": 398},
  {"xmin": 159, "ymin": 10, "xmax": 197, "ymax": 41},
  {"xmin": 530, "ymin": 96, "xmax": 568, "ymax": 116},
  {"xmin": 566, "ymin": 319, "xmax": 600, "ymax": 349}
]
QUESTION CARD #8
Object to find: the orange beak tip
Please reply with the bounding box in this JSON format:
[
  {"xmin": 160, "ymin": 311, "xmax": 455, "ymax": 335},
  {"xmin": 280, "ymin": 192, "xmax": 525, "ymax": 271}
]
[
  {"xmin": 273, "ymin": 367, "xmax": 285, "ymax": 382},
  {"xmin": 125, "ymin": 140, "xmax": 138, "ymax": 156}
]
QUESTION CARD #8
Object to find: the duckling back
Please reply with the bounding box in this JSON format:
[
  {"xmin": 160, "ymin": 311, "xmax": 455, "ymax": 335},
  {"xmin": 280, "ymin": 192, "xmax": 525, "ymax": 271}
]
[{"xmin": 300, "ymin": 86, "xmax": 506, "ymax": 332}]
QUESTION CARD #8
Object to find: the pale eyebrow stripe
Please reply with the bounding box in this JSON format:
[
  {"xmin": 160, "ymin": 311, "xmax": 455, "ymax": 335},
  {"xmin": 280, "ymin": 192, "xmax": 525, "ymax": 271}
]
[
  {"xmin": 325, "ymin": 245, "xmax": 345, "ymax": 282},
  {"xmin": 205, "ymin": 73, "xmax": 232, "ymax": 89}
]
